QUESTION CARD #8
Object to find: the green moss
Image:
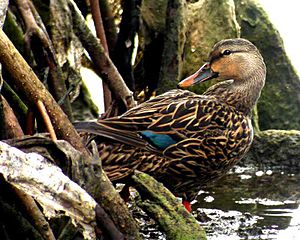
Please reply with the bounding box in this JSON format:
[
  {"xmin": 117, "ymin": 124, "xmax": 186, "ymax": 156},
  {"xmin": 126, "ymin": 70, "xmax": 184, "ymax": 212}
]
[
  {"xmin": 3, "ymin": 11, "xmax": 25, "ymax": 55},
  {"xmin": 132, "ymin": 171, "xmax": 206, "ymax": 240}
]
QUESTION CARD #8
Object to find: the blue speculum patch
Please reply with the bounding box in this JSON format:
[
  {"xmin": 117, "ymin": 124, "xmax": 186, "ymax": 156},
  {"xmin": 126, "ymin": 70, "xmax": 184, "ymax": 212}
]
[{"xmin": 140, "ymin": 130, "xmax": 177, "ymax": 150}]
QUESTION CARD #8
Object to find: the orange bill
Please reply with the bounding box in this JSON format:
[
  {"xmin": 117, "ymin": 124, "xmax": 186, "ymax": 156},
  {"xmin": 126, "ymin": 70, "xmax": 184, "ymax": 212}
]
[{"xmin": 178, "ymin": 62, "xmax": 218, "ymax": 88}]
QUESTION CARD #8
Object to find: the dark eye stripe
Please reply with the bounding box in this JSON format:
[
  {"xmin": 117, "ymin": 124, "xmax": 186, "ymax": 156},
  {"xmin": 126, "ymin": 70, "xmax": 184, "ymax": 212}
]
[
  {"xmin": 209, "ymin": 50, "xmax": 244, "ymax": 63},
  {"xmin": 210, "ymin": 54, "xmax": 220, "ymax": 63}
]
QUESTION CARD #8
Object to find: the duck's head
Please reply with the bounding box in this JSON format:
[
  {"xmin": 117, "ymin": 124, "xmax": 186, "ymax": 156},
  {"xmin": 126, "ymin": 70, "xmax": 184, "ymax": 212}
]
[{"xmin": 178, "ymin": 38, "xmax": 266, "ymax": 88}]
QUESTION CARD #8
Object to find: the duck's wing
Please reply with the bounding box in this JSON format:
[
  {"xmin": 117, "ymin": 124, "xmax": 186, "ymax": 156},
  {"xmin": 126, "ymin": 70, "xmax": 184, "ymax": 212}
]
[
  {"xmin": 100, "ymin": 89, "xmax": 198, "ymax": 129},
  {"xmin": 74, "ymin": 89, "xmax": 233, "ymax": 152},
  {"xmin": 74, "ymin": 121, "xmax": 151, "ymax": 150},
  {"xmin": 74, "ymin": 89, "xmax": 196, "ymax": 151}
]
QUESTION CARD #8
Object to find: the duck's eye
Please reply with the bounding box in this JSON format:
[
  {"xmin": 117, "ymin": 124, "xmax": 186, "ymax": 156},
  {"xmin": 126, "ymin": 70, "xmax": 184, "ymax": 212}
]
[{"xmin": 222, "ymin": 49, "xmax": 232, "ymax": 56}]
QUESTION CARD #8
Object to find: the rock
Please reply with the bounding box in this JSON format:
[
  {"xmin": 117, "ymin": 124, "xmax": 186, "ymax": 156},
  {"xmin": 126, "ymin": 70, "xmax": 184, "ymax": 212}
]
[
  {"xmin": 234, "ymin": 0, "xmax": 300, "ymax": 130},
  {"xmin": 242, "ymin": 130, "xmax": 300, "ymax": 169},
  {"xmin": 140, "ymin": 0, "xmax": 168, "ymax": 34},
  {"xmin": 183, "ymin": 0, "xmax": 240, "ymax": 82}
]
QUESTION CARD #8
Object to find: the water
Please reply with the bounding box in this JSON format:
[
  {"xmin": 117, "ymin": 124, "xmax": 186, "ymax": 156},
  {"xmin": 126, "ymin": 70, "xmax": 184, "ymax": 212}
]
[
  {"xmin": 194, "ymin": 166, "xmax": 300, "ymax": 239},
  {"xmin": 132, "ymin": 164, "xmax": 300, "ymax": 240}
]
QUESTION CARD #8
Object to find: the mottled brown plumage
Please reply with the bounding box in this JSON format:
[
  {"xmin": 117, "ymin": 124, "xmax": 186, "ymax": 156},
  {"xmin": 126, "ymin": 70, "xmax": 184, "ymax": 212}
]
[{"xmin": 75, "ymin": 38, "xmax": 266, "ymax": 208}]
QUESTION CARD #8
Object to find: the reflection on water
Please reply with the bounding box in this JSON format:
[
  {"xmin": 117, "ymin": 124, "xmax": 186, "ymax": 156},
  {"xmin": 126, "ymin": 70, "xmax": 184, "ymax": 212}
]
[{"xmin": 194, "ymin": 166, "xmax": 300, "ymax": 239}]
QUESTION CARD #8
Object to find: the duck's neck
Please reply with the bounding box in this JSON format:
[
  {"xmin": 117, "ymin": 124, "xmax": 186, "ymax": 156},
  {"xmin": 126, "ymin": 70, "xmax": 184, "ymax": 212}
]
[{"xmin": 204, "ymin": 75, "xmax": 265, "ymax": 115}]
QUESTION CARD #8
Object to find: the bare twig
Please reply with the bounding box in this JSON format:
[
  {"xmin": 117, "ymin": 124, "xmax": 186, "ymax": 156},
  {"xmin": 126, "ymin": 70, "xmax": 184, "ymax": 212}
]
[
  {"xmin": 68, "ymin": 0, "xmax": 136, "ymax": 110},
  {"xmin": 90, "ymin": 0, "xmax": 108, "ymax": 52},
  {"xmin": 90, "ymin": 0, "xmax": 112, "ymax": 112},
  {"xmin": 15, "ymin": 0, "xmax": 73, "ymax": 119},
  {"xmin": 25, "ymin": 110, "xmax": 35, "ymax": 135},
  {"xmin": 36, "ymin": 99, "xmax": 57, "ymax": 140},
  {"xmin": 0, "ymin": 28, "xmax": 87, "ymax": 153},
  {"xmin": 99, "ymin": 0, "xmax": 118, "ymax": 51},
  {"xmin": 0, "ymin": 95, "xmax": 24, "ymax": 139}
]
